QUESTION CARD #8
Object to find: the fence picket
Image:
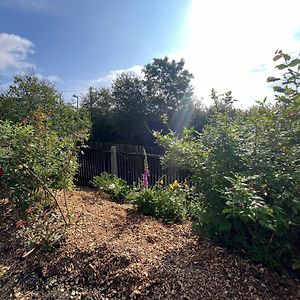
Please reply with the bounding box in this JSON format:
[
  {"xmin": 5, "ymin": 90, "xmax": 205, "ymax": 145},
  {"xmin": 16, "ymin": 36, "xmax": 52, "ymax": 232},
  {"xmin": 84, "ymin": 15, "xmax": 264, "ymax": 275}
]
[{"xmin": 76, "ymin": 143, "xmax": 189, "ymax": 187}]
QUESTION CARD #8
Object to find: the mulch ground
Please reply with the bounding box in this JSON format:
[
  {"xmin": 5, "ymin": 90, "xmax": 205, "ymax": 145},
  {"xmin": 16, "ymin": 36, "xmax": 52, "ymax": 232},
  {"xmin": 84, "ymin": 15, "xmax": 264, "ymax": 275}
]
[{"xmin": 0, "ymin": 188, "xmax": 299, "ymax": 300}]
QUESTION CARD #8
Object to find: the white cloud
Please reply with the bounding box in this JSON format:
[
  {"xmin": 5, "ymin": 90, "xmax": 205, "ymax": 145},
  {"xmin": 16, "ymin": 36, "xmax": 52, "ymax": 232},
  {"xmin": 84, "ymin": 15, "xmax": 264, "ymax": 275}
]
[
  {"xmin": 91, "ymin": 65, "xmax": 143, "ymax": 86},
  {"xmin": 168, "ymin": 0, "xmax": 300, "ymax": 107},
  {"xmin": 0, "ymin": 33, "xmax": 34, "ymax": 71}
]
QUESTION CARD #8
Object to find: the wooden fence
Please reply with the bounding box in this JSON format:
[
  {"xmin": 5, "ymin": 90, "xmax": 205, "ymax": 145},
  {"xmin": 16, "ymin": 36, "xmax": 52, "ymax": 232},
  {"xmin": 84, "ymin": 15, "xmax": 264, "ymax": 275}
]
[{"xmin": 76, "ymin": 143, "xmax": 189, "ymax": 187}]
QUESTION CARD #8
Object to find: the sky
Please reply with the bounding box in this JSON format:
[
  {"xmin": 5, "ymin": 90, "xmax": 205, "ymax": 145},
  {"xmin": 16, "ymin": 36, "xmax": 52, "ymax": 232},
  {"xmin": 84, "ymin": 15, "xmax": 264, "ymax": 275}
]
[{"xmin": 1, "ymin": 0, "xmax": 300, "ymax": 107}]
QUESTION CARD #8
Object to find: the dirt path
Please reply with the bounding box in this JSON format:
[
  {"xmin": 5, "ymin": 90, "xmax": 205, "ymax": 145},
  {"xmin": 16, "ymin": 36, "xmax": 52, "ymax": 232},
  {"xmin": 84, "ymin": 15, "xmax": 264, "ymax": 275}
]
[{"xmin": 0, "ymin": 189, "xmax": 299, "ymax": 299}]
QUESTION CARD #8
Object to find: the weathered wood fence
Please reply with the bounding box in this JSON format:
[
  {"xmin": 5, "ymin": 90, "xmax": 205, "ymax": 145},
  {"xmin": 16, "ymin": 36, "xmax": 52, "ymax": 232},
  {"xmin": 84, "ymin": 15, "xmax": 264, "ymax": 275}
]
[{"xmin": 76, "ymin": 143, "xmax": 189, "ymax": 187}]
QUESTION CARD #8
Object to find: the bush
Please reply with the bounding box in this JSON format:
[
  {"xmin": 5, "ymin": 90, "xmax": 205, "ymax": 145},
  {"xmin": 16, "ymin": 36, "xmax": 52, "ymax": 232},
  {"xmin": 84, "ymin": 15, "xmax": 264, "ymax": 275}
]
[
  {"xmin": 0, "ymin": 75, "xmax": 90, "ymax": 251},
  {"xmin": 127, "ymin": 180, "xmax": 198, "ymax": 223},
  {"xmin": 155, "ymin": 51, "xmax": 300, "ymax": 271},
  {"xmin": 0, "ymin": 76, "xmax": 90, "ymax": 216},
  {"xmin": 0, "ymin": 119, "xmax": 79, "ymax": 214},
  {"xmin": 92, "ymin": 172, "xmax": 130, "ymax": 202}
]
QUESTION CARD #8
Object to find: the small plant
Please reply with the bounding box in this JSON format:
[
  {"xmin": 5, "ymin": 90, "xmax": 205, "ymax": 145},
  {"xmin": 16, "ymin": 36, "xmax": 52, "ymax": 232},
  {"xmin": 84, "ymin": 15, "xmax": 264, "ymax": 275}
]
[
  {"xmin": 92, "ymin": 172, "xmax": 130, "ymax": 202},
  {"xmin": 128, "ymin": 179, "xmax": 198, "ymax": 223},
  {"xmin": 17, "ymin": 204, "xmax": 65, "ymax": 251}
]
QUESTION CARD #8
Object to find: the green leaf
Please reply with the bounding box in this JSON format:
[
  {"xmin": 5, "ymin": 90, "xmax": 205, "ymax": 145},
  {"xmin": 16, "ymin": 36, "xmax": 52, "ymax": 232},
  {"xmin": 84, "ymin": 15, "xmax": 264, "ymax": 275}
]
[
  {"xmin": 276, "ymin": 64, "xmax": 287, "ymax": 70},
  {"xmin": 288, "ymin": 58, "xmax": 300, "ymax": 67},
  {"xmin": 273, "ymin": 86, "xmax": 285, "ymax": 93},
  {"xmin": 267, "ymin": 76, "xmax": 280, "ymax": 83}
]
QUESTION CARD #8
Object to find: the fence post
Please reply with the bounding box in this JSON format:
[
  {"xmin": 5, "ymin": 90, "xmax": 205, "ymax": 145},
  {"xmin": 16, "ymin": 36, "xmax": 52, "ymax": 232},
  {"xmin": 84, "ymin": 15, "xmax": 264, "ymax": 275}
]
[{"xmin": 111, "ymin": 145, "xmax": 118, "ymax": 177}]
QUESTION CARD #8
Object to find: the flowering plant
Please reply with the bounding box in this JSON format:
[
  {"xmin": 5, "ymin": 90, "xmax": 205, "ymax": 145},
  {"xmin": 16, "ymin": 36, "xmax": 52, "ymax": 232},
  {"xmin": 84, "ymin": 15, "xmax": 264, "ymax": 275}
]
[{"xmin": 141, "ymin": 148, "xmax": 150, "ymax": 188}]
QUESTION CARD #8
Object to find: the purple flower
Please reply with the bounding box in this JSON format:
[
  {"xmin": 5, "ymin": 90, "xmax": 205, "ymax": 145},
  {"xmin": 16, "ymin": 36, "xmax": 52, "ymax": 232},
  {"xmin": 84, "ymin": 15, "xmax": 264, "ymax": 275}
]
[
  {"xmin": 141, "ymin": 148, "xmax": 150, "ymax": 188},
  {"xmin": 142, "ymin": 170, "xmax": 150, "ymax": 188}
]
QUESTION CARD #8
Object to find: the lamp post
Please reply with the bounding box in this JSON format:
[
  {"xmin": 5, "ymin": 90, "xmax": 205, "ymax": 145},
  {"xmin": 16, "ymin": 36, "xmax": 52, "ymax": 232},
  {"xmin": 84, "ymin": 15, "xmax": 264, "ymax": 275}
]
[{"xmin": 72, "ymin": 94, "xmax": 79, "ymax": 110}]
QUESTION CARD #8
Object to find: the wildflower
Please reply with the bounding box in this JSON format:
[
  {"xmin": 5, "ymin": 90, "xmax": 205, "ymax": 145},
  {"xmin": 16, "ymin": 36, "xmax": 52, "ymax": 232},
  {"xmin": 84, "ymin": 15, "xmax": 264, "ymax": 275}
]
[
  {"xmin": 184, "ymin": 180, "xmax": 189, "ymax": 189},
  {"xmin": 142, "ymin": 170, "xmax": 149, "ymax": 188},
  {"xmin": 170, "ymin": 180, "xmax": 179, "ymax": 190},
  {"xmin": 159, "ymin": 179, "xmax": 164, "ymax": 185},
  {"xmin": 108, "ymin": 183, "xmax": 116, "ymax": 190},
  {"xmin": 141, "ymin": 148, "xmax": 150, "ymax": 188}
]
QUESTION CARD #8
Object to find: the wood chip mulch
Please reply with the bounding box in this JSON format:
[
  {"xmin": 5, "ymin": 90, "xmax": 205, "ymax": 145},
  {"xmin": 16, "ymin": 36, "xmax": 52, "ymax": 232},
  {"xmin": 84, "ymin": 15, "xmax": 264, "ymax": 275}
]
[{"xmin": 0, "ymin": 188, "xmax": 299, "ymax": 300}]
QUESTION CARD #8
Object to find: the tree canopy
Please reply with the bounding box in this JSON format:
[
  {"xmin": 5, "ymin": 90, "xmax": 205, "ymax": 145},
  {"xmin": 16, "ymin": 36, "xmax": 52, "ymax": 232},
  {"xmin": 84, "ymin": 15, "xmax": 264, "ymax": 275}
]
[{"xmin": 85, "ymin": 56, "xmax": 200, "ymax": 145}]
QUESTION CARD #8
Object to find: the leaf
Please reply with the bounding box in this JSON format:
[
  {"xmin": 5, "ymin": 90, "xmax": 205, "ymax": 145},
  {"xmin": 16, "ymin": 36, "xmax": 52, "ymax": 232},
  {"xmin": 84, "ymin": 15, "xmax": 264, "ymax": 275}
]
[
  {"xmin": 292, "ymin": 259, "xmax": 300, "ymax": 270},
  {"xmin": 267, "ymin": 76, "xmax": 280, "ymax": 83},
  {"xmin": 273, "ymin": 54, "xmax": 282, "ymax": 61},
  {"xmin": 273, "ymin": 86, "xmax": 285, "ymax": 93},
  {"xmin": 276, "ymin": 64, "xmax": 287, "ymax": 70},
  {"xmin": 288, "ymin": 58, "xmax": 300, "ymax": 67}
]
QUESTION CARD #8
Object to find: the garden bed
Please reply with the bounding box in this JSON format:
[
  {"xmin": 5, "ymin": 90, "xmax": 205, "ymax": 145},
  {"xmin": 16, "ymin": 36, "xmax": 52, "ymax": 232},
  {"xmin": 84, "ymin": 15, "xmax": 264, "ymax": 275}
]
[{"xmin": 0, "ymin": 189, "xmax": 299, "ymax": 299}]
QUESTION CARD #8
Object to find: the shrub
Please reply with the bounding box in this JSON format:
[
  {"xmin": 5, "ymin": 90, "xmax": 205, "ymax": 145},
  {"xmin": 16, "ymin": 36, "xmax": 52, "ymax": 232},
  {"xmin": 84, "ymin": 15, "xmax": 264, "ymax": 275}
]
[
  {"xmin": 92, "ymin": 172, "xmax": 130, "ymax": 202},
  {"xmin": 128, "ymin": 180, "xmax": 198, "ymax": 223},
  {"xmin": 0, "ymin": 120, "xmax": 80, "ymax": 214},
  {"xmin": 155, "ymin": 51, "xmax": 300, "ymax": 271},
  {"xmin": 0, "ymin": 76, "xmax": 90, "ymax": 215}
]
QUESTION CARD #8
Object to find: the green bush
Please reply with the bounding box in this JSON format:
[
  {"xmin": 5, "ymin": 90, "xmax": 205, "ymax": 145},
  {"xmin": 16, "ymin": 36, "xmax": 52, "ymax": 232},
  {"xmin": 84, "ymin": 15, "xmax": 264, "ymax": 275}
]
[
  {"xmin": 155, "ymin": 51, "xmax": 300, "ymax": 271},
  {"xmin": 92, "ymin": 172, "xmax": 130, "ymax": 202},
  {"xmin": 127, "ymin": 180, "xmax": 198, "ymax": 223},
  {"xmin": 0, "ymin": 75, "xmax": 90, "ymax": 217},
  {"xmin": 0, "ymin": 119, "xmax": 79, "ymax": 214}
]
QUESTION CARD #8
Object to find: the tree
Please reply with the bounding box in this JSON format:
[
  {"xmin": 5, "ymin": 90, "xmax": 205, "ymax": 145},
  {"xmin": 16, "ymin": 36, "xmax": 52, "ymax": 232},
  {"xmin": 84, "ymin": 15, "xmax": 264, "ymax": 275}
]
[
  {"xmin": 0, "ymin": 74, "xmax": 90, "ymax": 138},
  {"xmin": 86, "ymin": 57, "xmax": 196, "ymax": 145},
  {"xmin": 143, "ymin": 57, "xmax": 194, "ymax": 116},
  {"xmin": 111, "ymin": 73, "xmax": 150, "ymax": 144},
  {"xmin": 82, "ymin": 87, "xmax": 116, "ymax": 143},
  {"xmin": 0, "ymin": 75, "xmax": 60, "ymax": 123}
]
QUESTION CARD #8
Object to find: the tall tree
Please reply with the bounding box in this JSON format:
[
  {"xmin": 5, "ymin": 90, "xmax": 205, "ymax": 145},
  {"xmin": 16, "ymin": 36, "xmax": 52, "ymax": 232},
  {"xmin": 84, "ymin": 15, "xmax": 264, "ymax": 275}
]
[
  {"xmin": 0, "ymin": 75, "xmax": 60, "ymax": 123},
  {"xmin": 86, "ymin": 57, "xmax": 196, "ymax": 145},
  {"xmin": 82, "ymin": 87, "xmax": 116, "ymax": 143},
  {"xmin": 143, "ymin": 57, "xmax": 194, "ymax": 116},
  {"xmin": 112, "ymin": 73, "xmax": 149, "ymax": 144}
]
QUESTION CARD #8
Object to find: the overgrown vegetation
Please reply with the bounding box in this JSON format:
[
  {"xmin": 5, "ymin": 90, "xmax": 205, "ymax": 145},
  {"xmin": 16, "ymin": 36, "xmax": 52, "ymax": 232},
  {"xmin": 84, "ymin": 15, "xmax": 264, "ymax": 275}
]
[
  {"xmin": 154, "ymin": 51, "xmax": 300, "ymax": 272},
  {"xmin": 0, "ymin": 75, "xmax": 90, "ymax": 246}
]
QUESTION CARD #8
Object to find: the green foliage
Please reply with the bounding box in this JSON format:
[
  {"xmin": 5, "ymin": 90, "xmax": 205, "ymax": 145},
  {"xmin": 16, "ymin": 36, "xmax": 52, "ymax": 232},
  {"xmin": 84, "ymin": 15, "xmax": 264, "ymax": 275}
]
[
  {"xmin": 81, "ymin": 87, "xmax": 117, "ymax": 143},
  {"xmin": 17, "ymin": 205, "xmax": 65, "ymax": 251},
  {"xmin": 0, "ymin": 118, "xmax": 78, "ymax": 213},
  {"xmin": 0, "ymin": 75, "xmax": 90, "ymax": 216},
  {"xmin": 92, "ymin": 172, "xmax": 130, "ymax": 202},
  {"xmin": 127, "ymin": 180, "xmax": 198, "ymax": 223},
  {"xmin": 0, "ymin": 74, "xmax": 91, "ymax": 138},
  {"xmin": 85, "ymin": 56, "xmax": 199, "ymax": 145},
  {"xmin": 155, "ymin": 51, "xmax": 300, "ymax": 271}
]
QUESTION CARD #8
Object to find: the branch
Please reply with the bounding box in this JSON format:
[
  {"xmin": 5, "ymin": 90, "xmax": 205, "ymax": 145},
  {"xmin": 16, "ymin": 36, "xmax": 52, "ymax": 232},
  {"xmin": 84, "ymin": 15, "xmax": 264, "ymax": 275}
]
[{"xmin": 25, "ymin": 167, "xmax": 68, "ymax": 226}]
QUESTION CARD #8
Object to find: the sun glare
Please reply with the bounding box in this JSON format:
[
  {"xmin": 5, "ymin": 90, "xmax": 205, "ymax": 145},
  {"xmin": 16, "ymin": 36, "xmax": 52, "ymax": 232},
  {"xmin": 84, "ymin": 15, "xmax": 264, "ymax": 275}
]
[{"xmin": 179, "ymin": 0, "xmax": 300, "ymax": 106}]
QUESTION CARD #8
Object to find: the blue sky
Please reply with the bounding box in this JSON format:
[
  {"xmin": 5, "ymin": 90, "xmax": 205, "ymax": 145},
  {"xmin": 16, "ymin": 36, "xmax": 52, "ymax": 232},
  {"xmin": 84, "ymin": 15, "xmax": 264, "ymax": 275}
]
[{"xmin": 1, "ymin": 0, "xmax": 300, "ymax": 107}]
